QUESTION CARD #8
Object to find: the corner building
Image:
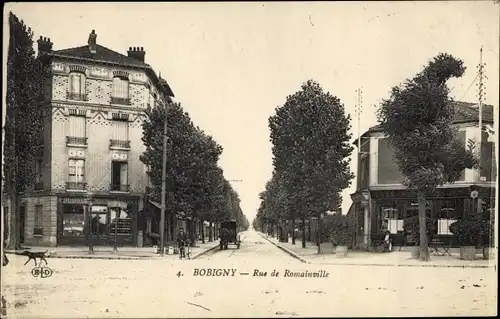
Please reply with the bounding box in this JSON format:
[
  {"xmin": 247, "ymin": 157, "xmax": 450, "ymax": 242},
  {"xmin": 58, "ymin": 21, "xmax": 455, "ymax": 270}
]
[{"xmin": 10, "ymin": 30, "xmax": 174, "ymax": 247}]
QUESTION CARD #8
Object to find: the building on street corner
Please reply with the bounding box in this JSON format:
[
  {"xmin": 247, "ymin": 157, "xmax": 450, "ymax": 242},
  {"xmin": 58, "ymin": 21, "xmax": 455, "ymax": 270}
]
[
  {"xmin": 349, "ymin": 101, "xmax": 496, "ymax": 250},
  {"xmin": 3, "ymin": 30, "xmax": 174, "ymax": 247}
]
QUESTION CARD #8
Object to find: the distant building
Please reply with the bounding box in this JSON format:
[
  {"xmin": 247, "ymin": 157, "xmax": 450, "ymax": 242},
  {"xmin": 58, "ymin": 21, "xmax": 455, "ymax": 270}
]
[
  {"xmin": 4, "ymin": 30, "xmax": 174, "ymax": 247},
  {"xmin": 349, "ymin": 101, "xmax": 496, "ymax": 249}
]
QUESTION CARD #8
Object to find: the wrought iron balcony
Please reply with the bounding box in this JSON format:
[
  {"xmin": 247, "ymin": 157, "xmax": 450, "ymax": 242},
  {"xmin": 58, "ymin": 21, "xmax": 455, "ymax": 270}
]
[
  {"xmin": 66, "ymin": 182, "xmax": 87, "ymax": 191},
  {"xmin": 111, "ymin": 184, "xmax": 130, "ymax": 192},
  {"xmin": 66, "ymin": 136, "xmax": 88, "ymax": 146},
  {"xmin": 34, "ymin": 182, "xmax": 44, "ymax": 191},
  {"xmin": 110, "ymin": 139, "xmax": 130, "ymax": 149},
  {"xmin": 111, "ymin": 96, "xmax": 131, "ymax": 105},
  {"xmin": 66, "ymin": 91, "xmax": 88, "ymax": 101}
]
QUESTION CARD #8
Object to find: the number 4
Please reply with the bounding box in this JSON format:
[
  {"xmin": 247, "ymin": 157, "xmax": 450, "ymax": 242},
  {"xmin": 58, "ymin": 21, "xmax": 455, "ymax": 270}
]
[{"xmin": 176, "ymin": 271, "xmax": 182, "ymax": 277}]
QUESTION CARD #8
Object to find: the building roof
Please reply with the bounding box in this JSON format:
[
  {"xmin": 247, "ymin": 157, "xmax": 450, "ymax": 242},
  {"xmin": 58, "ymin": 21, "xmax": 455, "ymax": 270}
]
[
  {"xmin": 353, "ymin": 101, "xmax": 495, "ymax": 146},
  {"xmin": 53, "ymin": 44, "xmax": 148, "ymax": 68},
  {"xmin": 46, "ymin": 43, "xmax": 174, "ymax": 98}
]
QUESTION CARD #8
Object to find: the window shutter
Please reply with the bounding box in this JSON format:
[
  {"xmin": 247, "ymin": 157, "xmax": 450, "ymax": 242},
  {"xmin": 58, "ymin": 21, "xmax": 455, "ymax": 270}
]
[
  {"xmin": 113, "ymin": 77, "xmax": 129, "ymax": 99},
  {"xmin": 76, "ymin": 160, "xmax": 85, "ymax": 182},
  {"xmin": 120, "ymin": 163, "xmax": 128, "ymax": 185},
  {"xmin": 69, "ymin": 160, "xmax": 76, "ymax": 182},
  {"xmin": 69, "ymin": 116, "xmax": 86, "ymax": 137},
  {"xmin": 112, "ymin": 120, "xmax": 129, "ymax": 140},
  {"xmin": 70, "ymin": 73, "xmax": 80, "ymax": 94}
]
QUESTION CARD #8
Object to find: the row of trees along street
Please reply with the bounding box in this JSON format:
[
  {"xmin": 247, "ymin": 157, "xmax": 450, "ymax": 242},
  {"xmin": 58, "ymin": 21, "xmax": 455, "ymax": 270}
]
[
  {"xmin": 254, "ymin": 54, "xmax": 479, "ymax": 261},
  {"xmin": 140, "ymin": 101, "xmax": 249, "ymax": 245},
  {"xmin": 253, "ymin": 80, "xmax": 355, "ymax": 249},
  {"xmin": 3, "ymin": 12, "xmax": 249, "ymax": 250}
]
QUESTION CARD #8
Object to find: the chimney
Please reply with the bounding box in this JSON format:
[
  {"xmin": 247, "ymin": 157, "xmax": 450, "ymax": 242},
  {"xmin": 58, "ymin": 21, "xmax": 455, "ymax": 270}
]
[
  {"xmin": 37, "ymin": 36, "xmax": 53, "ymax": 56},
  {"xmin": 127, "ymin": 47, "xmax": 146, "ymax": 62},
  {"xmin": 88, "ymin": 30, "xmax": 97, "ymax": 54}
]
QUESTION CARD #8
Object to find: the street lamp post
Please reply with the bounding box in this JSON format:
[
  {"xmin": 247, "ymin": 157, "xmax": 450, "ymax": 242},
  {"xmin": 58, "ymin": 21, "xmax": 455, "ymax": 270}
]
[{"xmin": 88, "ymin": 197, "xmax": 94, "ymax": 254}]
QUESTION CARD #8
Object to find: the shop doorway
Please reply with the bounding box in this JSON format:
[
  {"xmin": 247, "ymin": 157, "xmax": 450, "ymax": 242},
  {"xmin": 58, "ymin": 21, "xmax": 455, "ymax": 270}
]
[{"xmin": 90, "ymin": 206, "xmax": 109, "ymax": 245}]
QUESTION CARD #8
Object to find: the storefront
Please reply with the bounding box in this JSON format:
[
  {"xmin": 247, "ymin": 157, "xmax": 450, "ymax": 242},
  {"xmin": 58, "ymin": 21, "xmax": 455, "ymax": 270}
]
[
  {"xmin": 351, "ymin": 185, "xmax": 494, "ymax": 248},
  {"xmin": 57, "ymin": 195, "xmax": 140, "ymax": 246}
]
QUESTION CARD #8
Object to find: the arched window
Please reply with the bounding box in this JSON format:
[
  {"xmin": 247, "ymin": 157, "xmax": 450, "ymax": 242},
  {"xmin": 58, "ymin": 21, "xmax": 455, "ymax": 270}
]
[
  {"xmin": 68, "ymin": 72, "xmax": 86, "ymax": 101},
  {"xmin": 112, "ymin": 76, "xmax": 130, "ymax": 105}
]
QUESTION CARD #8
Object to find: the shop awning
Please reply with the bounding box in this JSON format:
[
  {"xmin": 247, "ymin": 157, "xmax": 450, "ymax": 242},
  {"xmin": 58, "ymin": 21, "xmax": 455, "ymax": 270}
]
[{"xmin": 149, "ymin": 200, "xmax": 161, "ymax": 209}]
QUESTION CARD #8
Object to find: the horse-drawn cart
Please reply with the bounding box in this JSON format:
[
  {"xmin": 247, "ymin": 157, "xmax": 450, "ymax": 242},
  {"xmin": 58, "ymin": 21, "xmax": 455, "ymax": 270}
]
[{"xmin": 220, "ymin": 220, "xmax": 241, "ymax": 250}]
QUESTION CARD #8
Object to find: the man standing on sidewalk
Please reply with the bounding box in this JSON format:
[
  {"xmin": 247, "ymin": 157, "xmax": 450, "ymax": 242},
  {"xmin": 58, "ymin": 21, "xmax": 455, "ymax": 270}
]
[{"xmin": 177, "ymin": 228, "xmax": 189, "ymax": 258}]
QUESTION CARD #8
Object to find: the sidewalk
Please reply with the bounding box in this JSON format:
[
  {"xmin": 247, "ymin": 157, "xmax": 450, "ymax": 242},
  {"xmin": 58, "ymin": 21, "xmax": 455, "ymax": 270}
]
[
  {"xmin": 4, "ymin": 240, "xmax": 219, "ymax": 260},
  {"xmin": 260, "ymin": 232, "xmax": 496, "ymax": 268}
]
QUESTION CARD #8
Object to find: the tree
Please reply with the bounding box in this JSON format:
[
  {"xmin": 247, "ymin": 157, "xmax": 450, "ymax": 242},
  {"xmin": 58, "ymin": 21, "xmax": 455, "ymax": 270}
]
[
  {"xmin": 3, "ymin": 12, "xmax": 45, "ymax": 249},
  {"xmin": 141, "ymin": 102, "xmax": 247, "ymax": 244},
  {"xmin": 377, "ymin": 53, "xmax": 477, "ymax": 261},
  {"xmin": 268, "ymin": 80, "xmax": 354, "ymax": 248},
  {"xmin": 141, "ymin": 102, "xmax": 225, "ymax": 242}
]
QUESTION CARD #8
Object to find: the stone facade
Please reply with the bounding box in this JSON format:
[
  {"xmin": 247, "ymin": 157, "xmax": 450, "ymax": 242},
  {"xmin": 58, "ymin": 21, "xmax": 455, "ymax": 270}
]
[{"xmin": 3, "ymin": 31, "xmax": 173, "ymax": 247}]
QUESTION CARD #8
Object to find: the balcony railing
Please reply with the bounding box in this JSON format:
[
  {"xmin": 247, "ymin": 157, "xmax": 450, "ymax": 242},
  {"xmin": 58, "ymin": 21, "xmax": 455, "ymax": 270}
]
[
  {"xmin": 111, "ymin": 184, "xmax": 130, "ymax": 192},
  {"xmin": 66, "ymin": 91, "xmax": 88, "ymax": 101},
  {"xmin": 66, "ymin": 182, "xmax": 87, "ymax": 191},
  {"xmin": 66, "ymin": 136, "xmax": 88, "ymax": 146},
  {"xmin": 111, "ymin": 97, "xmax": 131, "ymax": 105},
  {"xmin": 110, "ymin": 139, "xmax": 130, "ymax": 149},
  {"xmin": 34, "ymin": 182, "xmax": 44, "ymax": 191}
]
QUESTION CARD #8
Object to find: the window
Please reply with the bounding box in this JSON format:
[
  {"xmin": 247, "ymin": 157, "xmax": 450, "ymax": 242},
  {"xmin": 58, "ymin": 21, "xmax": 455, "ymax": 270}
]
[
  {"xmin": 68, "ymin": 159, "xmax": 85, "ymax": 190},
  {"xmin": 112, "ymin": 120, "xmax": 129, "ymax": 141},
  {"xmin": 378, "ymin": 138, "xmax": 404, "ymax": 184},
  {"xmin": 111, "ymin": 161, "xmax": 128, "ymax": 192},
  {"xmin": 68, "ymin": 72, "xmax": 86, "ymax": 100},
  {"xmin": 34, "ymin": 159, "xmax": 42, "ymax": 183},
  {"xmin": 380, "ymin": 206, "xmax": 403, "ymax": 234},
  {"xmin": 62, "ymin": 204, "xmax": 85, "ymax": 237},
  {"xmin": 69, "ymin": 115, "xmax": 86, "ymax": 138},
  {"xmin": 456, "ymin": 130, "xmax": 466, "ymax": 181},
  {"xmin": 436, "ymin": 199, "xmax": 461, "ymax": 235},
  {"xmin": 34, "ymin": 205, "xmax": 43, "ymax": 235},
  {"xmin": 112, "ymin": 76, "xmax": 130, "ymax": 104}
]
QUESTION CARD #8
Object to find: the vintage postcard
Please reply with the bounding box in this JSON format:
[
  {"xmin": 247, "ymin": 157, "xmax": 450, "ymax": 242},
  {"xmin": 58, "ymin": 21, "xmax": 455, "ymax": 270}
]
[{"xmin": 1, "ymin": 2, "xmax": 498, "ymax": 318}]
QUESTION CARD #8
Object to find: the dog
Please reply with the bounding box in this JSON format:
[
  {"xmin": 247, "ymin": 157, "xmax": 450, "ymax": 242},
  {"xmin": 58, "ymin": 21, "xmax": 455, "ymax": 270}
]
[
  {"xmin": 2, "ymin": 253, "xmax": 9, "ymax": 267},
  {"xmin": 16, "ymin": 250, "xmax": 48, "ymax": 267}
]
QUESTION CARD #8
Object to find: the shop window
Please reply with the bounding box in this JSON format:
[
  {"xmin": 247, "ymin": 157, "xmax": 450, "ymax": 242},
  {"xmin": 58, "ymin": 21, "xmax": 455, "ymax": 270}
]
[
  {"xmin": 436, "ymin": 199, "xmax": 460, "ymax": 235},
  {"xmin": 381, "ymin": 206, "xmax": 403, "ymax": 234},
  {"xmin": 34, "ymin": 205, "xmax": 43, "ymax": 236},
  {"xmin": 62, "ymin": 204, "xmax": 85, "ymax": 237},
  {"xmin": 109, "ymin": 208, "xmax": 132, "ymax": 236}
]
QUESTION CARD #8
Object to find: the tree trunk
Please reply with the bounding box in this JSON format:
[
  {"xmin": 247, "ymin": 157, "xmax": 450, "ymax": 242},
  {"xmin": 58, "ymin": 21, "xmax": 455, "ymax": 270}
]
[
  {"xmin": 302, "ymin": 214, "xmax": 306, "ymax": 248},
  {"xmin": 208, "ymin": 218, "xmax": 213, "ymax": 242},
  {"xmin": 6, "ymin": 190, "xmax": 20, "ymax": 250},
  {"xmin": 291, "ymin": 218, "xmax": 296, "ymax": 245},
  {"xmin": 308, "ymin": 217, "xmax": 312, "ymax": 242},
  {"xmin": 200, "ymin": 217, "xmax": 205, "ymax": 244},
  {"xmin": 191, "ymin": 219, "xmax": 196, "ymax": 246},
  {"xmin": 418, "ymin": 191, "xmax": 430, "ymax": 261},
  {"xmin": 316, "ymin": 212, "xmax": 321, "ymax": 247}
]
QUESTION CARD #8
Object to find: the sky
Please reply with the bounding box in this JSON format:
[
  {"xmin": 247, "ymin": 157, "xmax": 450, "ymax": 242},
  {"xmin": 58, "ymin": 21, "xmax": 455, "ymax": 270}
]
[{"xmin": 3, "ymin": 2, "xmax": 499, "ymax": 223}]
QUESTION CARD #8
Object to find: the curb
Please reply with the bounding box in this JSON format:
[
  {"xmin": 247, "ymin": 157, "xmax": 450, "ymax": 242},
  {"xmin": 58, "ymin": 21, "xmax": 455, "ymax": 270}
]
[
  {"xmin": 258, "ymin": 233, "xmax": 308, "ymax": 264},
  {"xmin": 312, "ymin": 262, "xmax": 496, "ymax": 269},
  {"xmin": 6, "ymin": 245, "xmax": 219, "ymax": 261},
  {"xmin": 191, "ymin": 245, "xmax": 220, "ymax": 260},
  {"xmin": 255, "ymin": 234, "xmax": 496, "ymax": 269}
]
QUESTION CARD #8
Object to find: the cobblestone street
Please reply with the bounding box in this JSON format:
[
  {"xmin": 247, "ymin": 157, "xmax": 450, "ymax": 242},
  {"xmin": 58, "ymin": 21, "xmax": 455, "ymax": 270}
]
[{"xmin": 2, "ymin": 230, "xmax": 497, "ymax": 318}]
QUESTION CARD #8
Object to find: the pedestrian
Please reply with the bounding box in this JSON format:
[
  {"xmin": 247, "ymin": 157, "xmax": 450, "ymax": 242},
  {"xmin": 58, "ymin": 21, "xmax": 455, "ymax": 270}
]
[
  {"xmin": 383, "ymin": 230, "xmax": 392, "ymax": 252},
  {"xmin": 177, "ymin": 228, "xmax": 189, "ymax": 259}
]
